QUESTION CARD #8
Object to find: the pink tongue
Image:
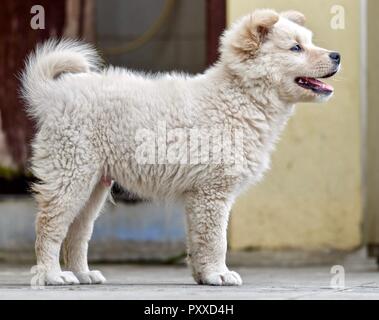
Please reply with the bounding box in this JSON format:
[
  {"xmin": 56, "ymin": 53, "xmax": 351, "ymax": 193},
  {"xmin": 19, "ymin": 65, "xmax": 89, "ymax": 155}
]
[{"xmin": 305, "ymin": 77, "xmax": 333, "ymax": 91}]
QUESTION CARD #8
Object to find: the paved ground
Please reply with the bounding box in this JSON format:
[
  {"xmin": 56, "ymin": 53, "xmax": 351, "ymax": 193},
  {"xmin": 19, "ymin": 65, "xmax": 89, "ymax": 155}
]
[{"xmin": 0, "ymin": 252, "xmax": 379, "ymax": 300}]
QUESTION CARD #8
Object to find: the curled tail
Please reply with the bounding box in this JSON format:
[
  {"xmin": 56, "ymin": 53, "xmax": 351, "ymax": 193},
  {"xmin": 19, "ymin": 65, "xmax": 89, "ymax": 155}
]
[{"xmin": 20, "ymin": 39, "xmax": 102, "ymax": 122}]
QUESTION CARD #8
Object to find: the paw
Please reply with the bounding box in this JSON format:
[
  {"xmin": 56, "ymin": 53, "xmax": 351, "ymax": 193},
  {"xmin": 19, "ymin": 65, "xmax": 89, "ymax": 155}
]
[
  {"xmin": 74, "ymin": 270, "xmax": 106, "ymax": 284},
  {"xmin": 44, "ymin": 271, "xmax": 80, "ymax": 286},
  {"xmin": 197, "ymin": 270, "xmax": 242, "ymax": 286}
]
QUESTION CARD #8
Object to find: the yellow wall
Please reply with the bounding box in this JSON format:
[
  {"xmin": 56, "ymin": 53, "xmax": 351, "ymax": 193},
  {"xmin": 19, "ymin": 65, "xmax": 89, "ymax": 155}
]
[{"xmin": 228, "ymin": 0, "xmax": 363, "ymax": 251}]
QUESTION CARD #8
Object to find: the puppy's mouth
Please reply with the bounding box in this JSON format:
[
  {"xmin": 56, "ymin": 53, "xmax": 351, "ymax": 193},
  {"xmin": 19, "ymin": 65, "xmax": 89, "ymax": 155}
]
[{"xmin": 295, "ymin": 71, "xmax": 337, "ymax": 95}]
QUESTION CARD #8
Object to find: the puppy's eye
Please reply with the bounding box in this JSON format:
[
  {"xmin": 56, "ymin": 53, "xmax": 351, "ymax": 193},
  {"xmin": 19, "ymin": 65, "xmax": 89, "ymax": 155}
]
[{"xmin": 290, "ymin": 44, "xmax": 303, "ymax": 52}]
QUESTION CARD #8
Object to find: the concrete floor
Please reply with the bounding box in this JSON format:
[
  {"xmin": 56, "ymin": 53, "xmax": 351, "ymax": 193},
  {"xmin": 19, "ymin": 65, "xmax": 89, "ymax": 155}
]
[{"xmin": 0, "ymin": 253, "xmax": 379, "ymax": 300}]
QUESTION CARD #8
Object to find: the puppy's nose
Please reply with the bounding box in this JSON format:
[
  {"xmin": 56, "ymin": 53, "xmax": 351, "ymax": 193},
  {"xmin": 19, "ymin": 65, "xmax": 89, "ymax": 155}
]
[{"xmin": 329, "ymin": 52, "xmax": 341, "ymax": 65}]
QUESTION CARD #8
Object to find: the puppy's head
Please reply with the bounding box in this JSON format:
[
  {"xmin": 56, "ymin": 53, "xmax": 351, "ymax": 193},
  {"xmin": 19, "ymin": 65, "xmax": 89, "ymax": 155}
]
[{"xmin": 220, "ymin": 9, "xmax": 341, "ymax": 104}]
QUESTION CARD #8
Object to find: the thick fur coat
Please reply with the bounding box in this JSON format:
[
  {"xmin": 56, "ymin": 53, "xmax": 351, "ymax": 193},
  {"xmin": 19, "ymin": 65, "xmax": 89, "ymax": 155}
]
[{"xmin": 21, "ymin": 9, "xmax": 340, "ymax": 286}]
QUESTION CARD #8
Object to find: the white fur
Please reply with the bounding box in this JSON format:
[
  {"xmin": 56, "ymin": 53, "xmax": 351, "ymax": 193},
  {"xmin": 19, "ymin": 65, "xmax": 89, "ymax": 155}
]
[{"xmin": 21, "ymin": 9, "xmax": 339, "ymax": 286}]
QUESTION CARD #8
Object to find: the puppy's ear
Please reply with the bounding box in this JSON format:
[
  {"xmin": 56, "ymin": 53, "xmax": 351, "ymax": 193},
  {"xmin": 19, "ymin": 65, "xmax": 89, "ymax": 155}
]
[
  {"xmin": 281, "ymin": 10, "xmax": 306, "ymax": 26},
  {"xmin": 233, "ymin": 9, "xmax": 279, "ymax": 57},
  {"xmin": 252, "ymin": 9, "xmax": 280, "ymax": 34}
]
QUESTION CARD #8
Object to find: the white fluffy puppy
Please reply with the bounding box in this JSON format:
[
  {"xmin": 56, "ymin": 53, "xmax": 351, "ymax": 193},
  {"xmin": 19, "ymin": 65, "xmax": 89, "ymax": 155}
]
[{"xmin": 21, "ymin": 9, "xmax": 340, "ymax": 286}]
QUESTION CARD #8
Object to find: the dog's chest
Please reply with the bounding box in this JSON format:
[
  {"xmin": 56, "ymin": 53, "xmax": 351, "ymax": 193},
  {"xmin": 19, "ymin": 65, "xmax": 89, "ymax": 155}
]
[{"xmin": 240, "ymin": 105, "xmax": 295, "ymax": 181}]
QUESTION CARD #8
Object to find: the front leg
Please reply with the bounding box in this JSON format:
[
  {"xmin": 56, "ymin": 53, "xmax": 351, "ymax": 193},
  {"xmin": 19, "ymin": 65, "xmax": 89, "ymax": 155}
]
[{"xmin": 185, "ymin": 188, "xmax": 242, "ymax": 286}]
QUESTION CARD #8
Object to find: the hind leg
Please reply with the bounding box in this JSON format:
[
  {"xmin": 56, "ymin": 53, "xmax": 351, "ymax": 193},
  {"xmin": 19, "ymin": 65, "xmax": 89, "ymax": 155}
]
[
  {"xmin": 34, "ymin": 174, "xmax": 99, "ymax": 286},
  {"xmin": 63, "ymin": 181, "xmax": 111, "ymax": 284}
]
